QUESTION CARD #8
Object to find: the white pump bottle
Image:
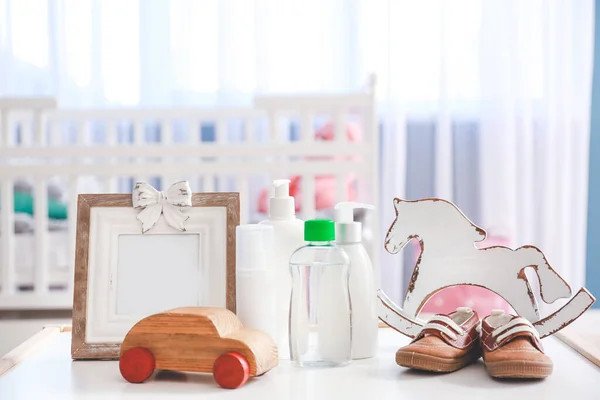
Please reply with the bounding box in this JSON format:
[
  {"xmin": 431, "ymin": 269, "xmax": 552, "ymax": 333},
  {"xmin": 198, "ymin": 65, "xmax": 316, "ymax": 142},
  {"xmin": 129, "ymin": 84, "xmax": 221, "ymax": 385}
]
[
  {"xmin": 259, "ymin": 179, "xmax": 304, "ymax": 359},
  {"xmin": 334, "ymin": 202, "xmax": 378, "ymax": 359}
]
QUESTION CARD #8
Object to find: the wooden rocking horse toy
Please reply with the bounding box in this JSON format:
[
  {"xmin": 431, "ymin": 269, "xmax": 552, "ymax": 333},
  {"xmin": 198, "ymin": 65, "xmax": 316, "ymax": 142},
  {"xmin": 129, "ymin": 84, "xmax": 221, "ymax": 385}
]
[{"xmin": 378, "ymin": 198, "xmax": 596, "ymax": 338}]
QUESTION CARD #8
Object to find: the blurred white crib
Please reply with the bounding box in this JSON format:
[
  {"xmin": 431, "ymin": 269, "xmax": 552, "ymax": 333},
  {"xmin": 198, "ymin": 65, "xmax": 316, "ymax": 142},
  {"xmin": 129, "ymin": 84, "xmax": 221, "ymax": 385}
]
[{"xmin": 0, "ymin": 82, "xmax": 379, "ymax": 310}]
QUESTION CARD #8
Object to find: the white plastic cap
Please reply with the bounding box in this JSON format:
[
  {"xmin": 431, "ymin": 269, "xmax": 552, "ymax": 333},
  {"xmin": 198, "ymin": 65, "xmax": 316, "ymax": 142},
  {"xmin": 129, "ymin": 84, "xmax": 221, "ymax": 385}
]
[
  {"xmin": 268, "ymin": 179, "xmax": 295, "ymax": 220},
  {"xmin": 236, "ymin": 225, "xmax": 274, "ymax": 271},
  {"xmin": 334, "ymin": 202, "xmax": 375, "ymax": 244}
]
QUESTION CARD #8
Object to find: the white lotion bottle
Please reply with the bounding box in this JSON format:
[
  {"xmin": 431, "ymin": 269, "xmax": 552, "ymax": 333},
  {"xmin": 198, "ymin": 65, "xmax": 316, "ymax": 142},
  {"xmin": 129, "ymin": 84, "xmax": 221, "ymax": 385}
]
[
  {"xmin": 334, "ymin": 202, "xmax": 378, "ymax": 359},
  {"xmin": 259, "ymin": 179, "xmax": 304, "ymax": 359},
  {"xmin": 235, "ymin": 225, "xmax": 277, "ymax": 340}
]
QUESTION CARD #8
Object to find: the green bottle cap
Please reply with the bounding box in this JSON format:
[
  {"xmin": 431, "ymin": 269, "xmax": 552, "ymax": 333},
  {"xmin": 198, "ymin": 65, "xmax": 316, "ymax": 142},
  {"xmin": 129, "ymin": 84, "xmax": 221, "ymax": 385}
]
[{"xmin": 304, "ymin": 219, "xmax": 335, "ymax": 242}]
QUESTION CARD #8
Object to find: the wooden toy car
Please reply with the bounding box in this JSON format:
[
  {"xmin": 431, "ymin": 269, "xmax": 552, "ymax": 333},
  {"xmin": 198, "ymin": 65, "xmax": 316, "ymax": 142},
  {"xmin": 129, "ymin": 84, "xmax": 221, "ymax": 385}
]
[{"xmin": 119, "ymin": 307, "xmax": 278, "ymax": 389}]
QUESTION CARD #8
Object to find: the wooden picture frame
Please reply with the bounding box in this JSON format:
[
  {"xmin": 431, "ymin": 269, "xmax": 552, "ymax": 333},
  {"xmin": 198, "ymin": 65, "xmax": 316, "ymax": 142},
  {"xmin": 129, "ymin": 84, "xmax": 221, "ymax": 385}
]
[{"xmin": 71, "ymin": 192, "xmax": 239, "ymax": 359}]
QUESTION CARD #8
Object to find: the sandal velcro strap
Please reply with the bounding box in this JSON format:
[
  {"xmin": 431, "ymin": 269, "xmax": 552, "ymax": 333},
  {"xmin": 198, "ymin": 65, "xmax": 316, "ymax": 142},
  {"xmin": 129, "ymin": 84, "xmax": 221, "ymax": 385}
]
[
  {"xmin": 413, "ymin": 312, "xmax": 478, "ymax": 349},
  {"xmin": 483, "ymin": 317, "xmax": 544, "ymax": 352}
]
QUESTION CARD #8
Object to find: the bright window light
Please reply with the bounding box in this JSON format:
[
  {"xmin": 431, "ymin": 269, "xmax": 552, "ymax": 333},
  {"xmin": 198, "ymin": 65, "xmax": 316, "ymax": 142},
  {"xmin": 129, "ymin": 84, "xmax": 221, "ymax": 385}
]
[
  {"xmin": 64, "ymin": 0, "xmax": 92, "ymax": 88},
  {"xmin": 100, "ymin": 0, "xmax": 139, "ymax": 105},
  {"xmin": 170, "ymin": 0, "xmax": 219, "ymax": 92},
  {"xmin": 10, "ymin": 0, "xmax": 48, "ymax": 68}
]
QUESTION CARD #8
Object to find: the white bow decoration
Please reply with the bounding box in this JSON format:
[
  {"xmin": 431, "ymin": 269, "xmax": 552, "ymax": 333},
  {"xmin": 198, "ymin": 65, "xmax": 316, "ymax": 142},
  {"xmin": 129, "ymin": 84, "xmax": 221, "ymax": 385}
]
[{"xmin": 132, "ymin": 181, "xmax": 192, "ymax": 233}]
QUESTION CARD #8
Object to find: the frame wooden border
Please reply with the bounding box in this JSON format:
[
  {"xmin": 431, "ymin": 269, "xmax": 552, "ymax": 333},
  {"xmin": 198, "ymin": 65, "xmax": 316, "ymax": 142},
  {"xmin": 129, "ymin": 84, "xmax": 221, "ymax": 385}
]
[{"xmin": 71, "ymin": 193, "xmax": 239, "ymax": 359}]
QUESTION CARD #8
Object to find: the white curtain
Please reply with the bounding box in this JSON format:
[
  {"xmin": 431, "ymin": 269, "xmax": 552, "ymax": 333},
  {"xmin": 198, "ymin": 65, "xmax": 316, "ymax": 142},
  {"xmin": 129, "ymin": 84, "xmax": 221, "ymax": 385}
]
[
  {"xmin": 476, "ymin": 1, "xmax": 594, "ymax": 312},
  {"xmin": 0, "ymin": 0, "xmax": 594, "ymax": 306}
]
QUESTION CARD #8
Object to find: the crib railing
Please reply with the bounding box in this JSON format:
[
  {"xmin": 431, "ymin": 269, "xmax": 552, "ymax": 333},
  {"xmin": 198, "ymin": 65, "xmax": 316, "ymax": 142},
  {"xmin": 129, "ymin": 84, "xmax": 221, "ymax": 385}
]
[
  {"xmin": 1, "ymin": 98, "xmax": 63, "ymax": 308},
  {"xmin": 0, "ymin": 88, "xmax": 379, "ymax": 310}
]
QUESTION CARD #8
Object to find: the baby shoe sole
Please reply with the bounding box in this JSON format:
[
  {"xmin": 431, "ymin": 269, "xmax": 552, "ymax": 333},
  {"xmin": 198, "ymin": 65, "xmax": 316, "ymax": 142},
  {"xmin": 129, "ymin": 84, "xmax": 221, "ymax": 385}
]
[
  {"xmin": 485, "ymin": 360, "xmax": 553, "ymax": 379},
  {"xmin": 396, "ymin": 350, "xmax": 479, "ymax": 373}
]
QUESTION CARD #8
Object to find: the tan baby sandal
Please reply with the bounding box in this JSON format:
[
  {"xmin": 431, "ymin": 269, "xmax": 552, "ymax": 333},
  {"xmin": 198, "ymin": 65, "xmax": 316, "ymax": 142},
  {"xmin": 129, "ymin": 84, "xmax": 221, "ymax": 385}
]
[
  {"xmin": 396, "ymin": 307, "xmax": 481, "ymax": 372},
  {"xmin": 481, "ymin": 310, "xmax": 553, "ymax": 379}
]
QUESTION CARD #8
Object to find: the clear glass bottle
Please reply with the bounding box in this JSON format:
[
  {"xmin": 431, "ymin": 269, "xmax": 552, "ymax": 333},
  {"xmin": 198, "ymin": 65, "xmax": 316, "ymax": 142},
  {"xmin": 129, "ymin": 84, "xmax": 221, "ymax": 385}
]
[{"xmin": 288, "ymin": 219, "xmax": 352, "ymax": 367}]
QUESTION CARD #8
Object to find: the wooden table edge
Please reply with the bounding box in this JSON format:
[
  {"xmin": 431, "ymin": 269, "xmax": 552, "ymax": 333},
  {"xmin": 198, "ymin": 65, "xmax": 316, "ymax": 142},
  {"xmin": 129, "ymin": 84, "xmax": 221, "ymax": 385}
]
[
  {"xmin": 0, "ymin": 324, "xmax": 72, "ymax": 377},
  {"xmin": 555, "ymin": 330, "xmax": 600, "ymax": 368}
]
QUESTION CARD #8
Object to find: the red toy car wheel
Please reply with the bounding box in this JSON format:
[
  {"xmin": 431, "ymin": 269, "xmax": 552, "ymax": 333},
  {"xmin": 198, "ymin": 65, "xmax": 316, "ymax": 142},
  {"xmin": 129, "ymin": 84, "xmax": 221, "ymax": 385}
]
[
  {"xmin": 213, "ymin": 352, "xmax": 250, "ymax": 389},
  {"xmin": 120, "ymin": 347, "xmax": 156, "ymax": 383}
]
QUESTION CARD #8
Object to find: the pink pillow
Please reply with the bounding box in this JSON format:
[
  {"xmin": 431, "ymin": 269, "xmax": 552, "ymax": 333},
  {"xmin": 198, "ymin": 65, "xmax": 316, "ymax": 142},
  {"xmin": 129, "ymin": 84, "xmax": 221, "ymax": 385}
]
[
  {"xmin": 257, "ymin": 122, "xmax": 362, "ymax": 213},
  {"xmin": 314, "ymin": 121, "xmax": 362, "ymax": 142}
]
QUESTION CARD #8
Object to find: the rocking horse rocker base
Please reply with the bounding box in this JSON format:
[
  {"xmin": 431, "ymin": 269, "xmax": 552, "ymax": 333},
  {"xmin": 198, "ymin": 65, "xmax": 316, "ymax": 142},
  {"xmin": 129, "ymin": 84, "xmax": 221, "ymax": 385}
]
[
  {"xmin": 378, "ymin": 198, "xmax": 596, "ymax": 339},
  {"xmin": 378, "ymin": 287, "xmax": 595, "ymax": 339}
]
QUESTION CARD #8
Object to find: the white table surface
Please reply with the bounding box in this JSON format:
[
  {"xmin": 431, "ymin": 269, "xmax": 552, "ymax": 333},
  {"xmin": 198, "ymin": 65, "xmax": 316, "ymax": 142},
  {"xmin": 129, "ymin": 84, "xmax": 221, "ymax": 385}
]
[{"xmin": 1, "ymin": 319, "xmax": 599, "ymax": 400}]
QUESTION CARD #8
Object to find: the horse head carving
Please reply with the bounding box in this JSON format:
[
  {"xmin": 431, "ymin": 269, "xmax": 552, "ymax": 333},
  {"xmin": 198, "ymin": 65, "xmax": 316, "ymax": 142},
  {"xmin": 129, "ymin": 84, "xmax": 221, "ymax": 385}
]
[
  {"xmin": 378, "ymin": 197, "xmax": 595, "ymax": 339},
  {"xmin": 385, "ymin": 198, "xmax": 485, "ymax": 255}
]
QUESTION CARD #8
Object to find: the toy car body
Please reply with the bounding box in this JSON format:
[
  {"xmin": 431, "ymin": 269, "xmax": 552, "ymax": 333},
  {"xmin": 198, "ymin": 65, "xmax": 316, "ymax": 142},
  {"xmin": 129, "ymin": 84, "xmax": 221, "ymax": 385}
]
[{"xmin": 119, "ymin": 307, "xmax": 278, "ymax": 389}]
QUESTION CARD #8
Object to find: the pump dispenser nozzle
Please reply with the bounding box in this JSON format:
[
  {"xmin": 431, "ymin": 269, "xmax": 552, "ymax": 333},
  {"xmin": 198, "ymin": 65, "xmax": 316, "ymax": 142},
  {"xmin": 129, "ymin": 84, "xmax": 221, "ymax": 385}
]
[
  {"xmin": 334, "ymin": 202, "xmax": 375, "ymax": 244},
  {"xmin": 268, "ymin": 179, "xmax": 296, "ymax": 220},
  {"xmin": 273, "ymin": 179, "xmax": 290, "ymax": 197}
]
